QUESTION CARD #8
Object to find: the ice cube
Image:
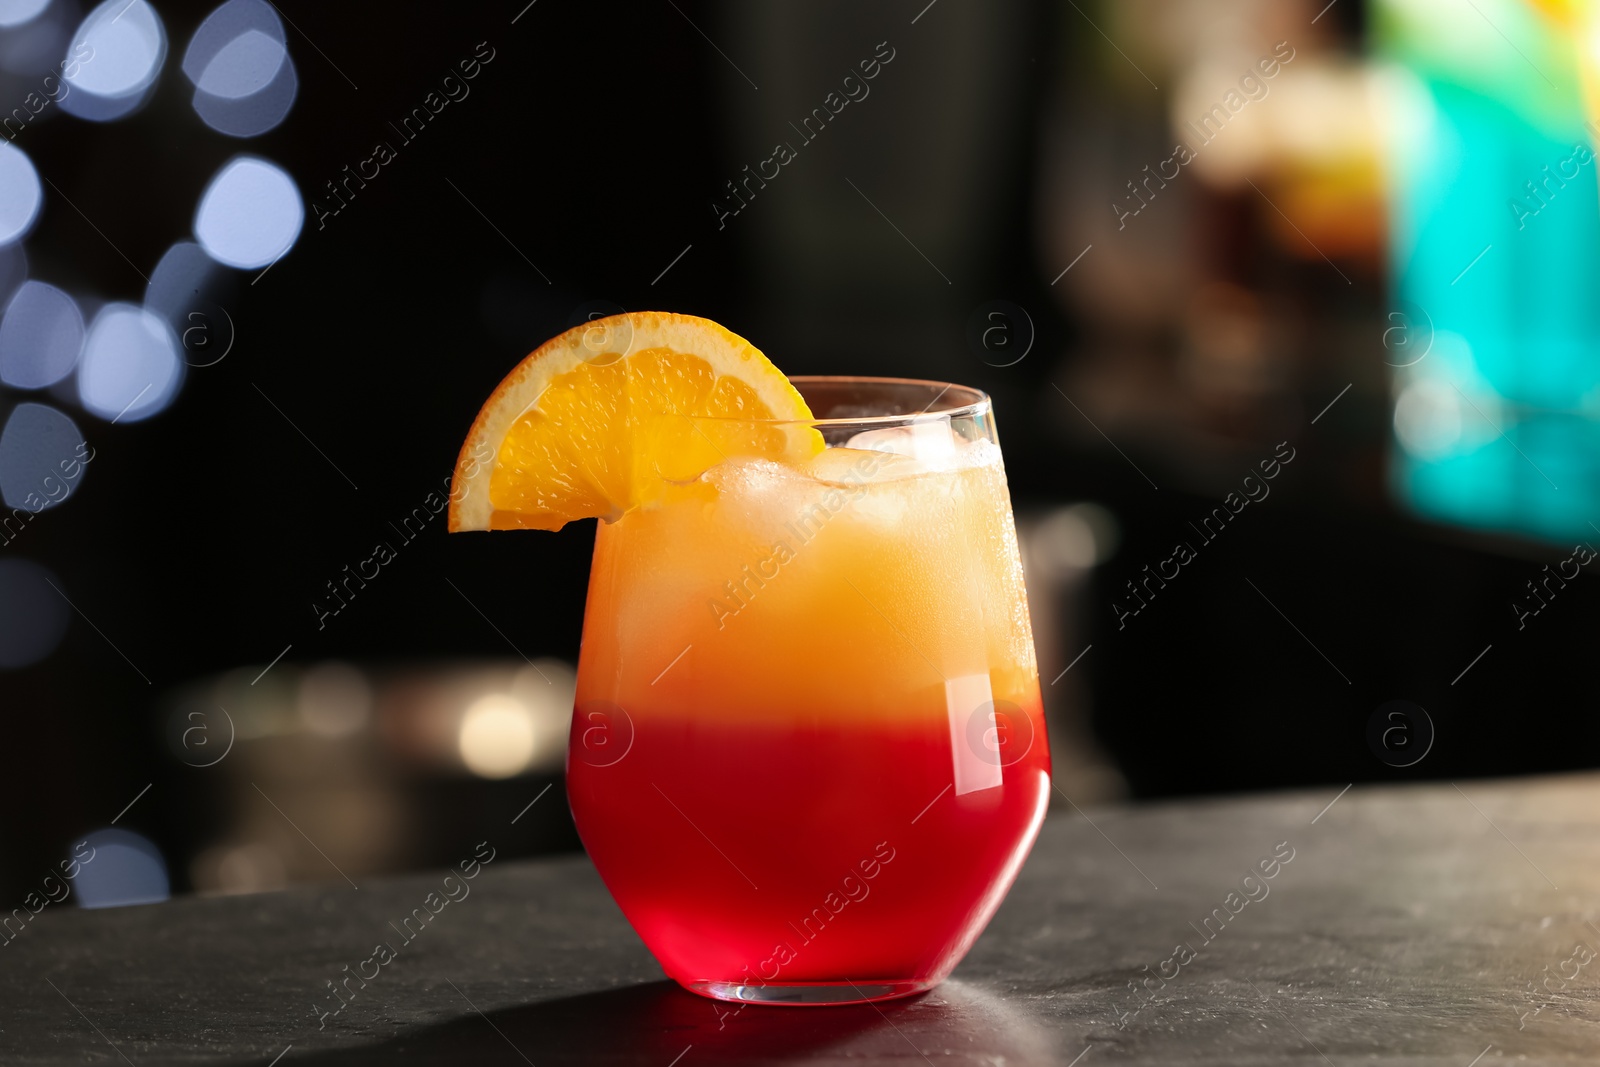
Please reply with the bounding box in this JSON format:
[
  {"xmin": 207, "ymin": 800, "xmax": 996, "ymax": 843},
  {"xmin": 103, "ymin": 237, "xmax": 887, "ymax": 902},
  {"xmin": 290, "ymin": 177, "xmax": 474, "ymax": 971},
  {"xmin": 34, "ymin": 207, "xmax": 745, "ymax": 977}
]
[
  {"xmin": 846, "ymin": 420, "xmax": 957, "ymax": 465},
  {"xmin": 705, "ymin": 456, "xmax": 806, "ymax": 498},
  {"xmin": 840, "ymin": 421, "xmax": 999, "ymax": 477},
  {"xmin": 806, "ymin": 445, "xmax": 897, "ymax": 486}
]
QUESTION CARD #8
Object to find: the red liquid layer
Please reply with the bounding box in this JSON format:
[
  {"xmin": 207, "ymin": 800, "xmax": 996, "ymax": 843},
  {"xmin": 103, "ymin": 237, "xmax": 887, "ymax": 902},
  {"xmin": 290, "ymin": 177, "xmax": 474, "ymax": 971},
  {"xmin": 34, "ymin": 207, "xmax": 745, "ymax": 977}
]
[{"xmin": 567, "ymin": 701, "xmax": 1051, "ymax": 990}]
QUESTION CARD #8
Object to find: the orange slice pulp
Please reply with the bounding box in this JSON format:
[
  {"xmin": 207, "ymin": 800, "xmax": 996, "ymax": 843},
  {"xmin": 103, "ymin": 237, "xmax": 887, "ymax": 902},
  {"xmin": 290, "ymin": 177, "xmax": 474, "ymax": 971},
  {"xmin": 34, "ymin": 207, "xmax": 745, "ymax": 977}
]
[{"xmin": 449, "ymin": 311, "xmax": 821, "ymax": 532}]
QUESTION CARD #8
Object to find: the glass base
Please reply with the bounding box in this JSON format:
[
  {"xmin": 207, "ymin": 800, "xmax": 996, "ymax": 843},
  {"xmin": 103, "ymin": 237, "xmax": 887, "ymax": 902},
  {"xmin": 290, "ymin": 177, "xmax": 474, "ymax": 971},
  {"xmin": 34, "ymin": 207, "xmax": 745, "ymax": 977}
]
[{"xmin": 686, "ymin": 978, "xmax": 937, "ymax": 1006}]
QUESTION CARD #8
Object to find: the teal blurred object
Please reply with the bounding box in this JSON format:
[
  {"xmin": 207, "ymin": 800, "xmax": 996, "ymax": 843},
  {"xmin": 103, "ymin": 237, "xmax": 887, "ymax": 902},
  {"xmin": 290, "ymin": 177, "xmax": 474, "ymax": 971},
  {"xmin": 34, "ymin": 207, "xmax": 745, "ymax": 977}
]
[{"xmin": 1376, "ymin": 0, "xmax": 1600, "ymax": 545}]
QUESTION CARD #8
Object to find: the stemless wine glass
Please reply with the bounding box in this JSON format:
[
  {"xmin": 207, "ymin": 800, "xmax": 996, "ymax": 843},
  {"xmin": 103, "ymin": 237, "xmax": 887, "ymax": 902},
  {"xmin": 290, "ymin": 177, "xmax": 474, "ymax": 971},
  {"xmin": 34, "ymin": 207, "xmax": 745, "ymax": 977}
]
[{"xmin": 565, "ymin": 377, "xmax": 1050, "ymax": 1006}]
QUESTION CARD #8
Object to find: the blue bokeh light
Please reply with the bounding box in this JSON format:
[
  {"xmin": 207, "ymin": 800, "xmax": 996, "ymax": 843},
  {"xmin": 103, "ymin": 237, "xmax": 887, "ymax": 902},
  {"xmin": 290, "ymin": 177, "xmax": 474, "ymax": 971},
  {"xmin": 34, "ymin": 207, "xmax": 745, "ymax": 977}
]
[
  {"xmin": 59, "ymin": 0, "xmax": 167, "ymax": 122},
  {"xmin": 74, "ymin": 828, "xmax": 171, "ymax": 909},
  {"xmin": 77, "ymin": 302, "xmax": 183, "ymax": 422},
  {"xmin": 184, "ymin": 0, "xmax": 296, "ymax": 137},
  {"xmin": 0, "ymin": 401, "xmax": 86, "ymax": 511},
  {"xmin": 0, "ymin": 279, "xmax": 84, "ymax": 389},
  {"xmin": 0, "ymin": 142, "xmax": 43, "ymax": 246},
  {"xmin": 194, "ymin": 156, "xmax": 302, "ymax": 269}
]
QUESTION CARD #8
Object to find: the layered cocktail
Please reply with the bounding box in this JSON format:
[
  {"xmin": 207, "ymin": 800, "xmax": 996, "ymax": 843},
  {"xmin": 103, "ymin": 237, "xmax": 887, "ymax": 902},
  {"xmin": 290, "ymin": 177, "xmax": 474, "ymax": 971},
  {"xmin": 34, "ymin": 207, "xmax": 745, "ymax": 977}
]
[{"xmin": 450, "ymin": 316, "xmax": 1049, "ymax": 1005}]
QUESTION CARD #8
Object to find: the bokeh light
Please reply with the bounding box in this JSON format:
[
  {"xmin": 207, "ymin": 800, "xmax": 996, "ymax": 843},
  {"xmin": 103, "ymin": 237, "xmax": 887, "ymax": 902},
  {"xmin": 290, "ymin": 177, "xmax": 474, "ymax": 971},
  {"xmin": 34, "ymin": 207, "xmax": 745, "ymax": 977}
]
[
  {"xmin": 1393, "ymin": 379, "xmax": 1464, "ymax": 460},
  {"xmin": 0, "ymin": 401, "xmax": 85, "ymax": 510},
  {"xmin": 145, "ymin": 241, "xmax": 220, "ymax": 312},
  {"xmin": 0, "ymin": 280, "xmax": 83, "ymax": 389},
  {"xmin": 1028, "ymin": 502, "xmax": 1120, "ymax": 580},
  {"xmin": 59, "ymin": 0, "xmax": 167, "ymax": 122},
  {"xmin": 182, "ymin": 0, "xmax": 282, "ymax": 92},
  {"xmin": 144, "ymin": 240, "xmax": 221, "ymax": 322},
  {"xmin": 145, "ymin": 241, "xmax": 235, "ymax": 367},
  {"xmin": 183, "ymin": 0, "xmax": 296, "ymax": 138},
  {"xmin": 190, "ymin": 840, "xmax": 286, "ymax": 896},
  {"xmin": 77, "ymin": 302, "xmax": 182, "ymax": 422},
  {"xmin": 74, "ymin": 828, "xmax": 170, "ymax": 909},
  {"xmin": 458, "ymin": 693, "xmax": 537, "ymax": 778},
  {"xmin": 196, "ymin": 29, "xmax": 283, "ymax": 97},
  {"xmin": 0, "ymin": 142, "xmax": 43, "ymax": 246},
  {"xmin": 194, "ymin": 156, "xmax": 302, "ymax": 269},
  {"xmin": 298, "ymin": 661, "xmax": 371, "ymax": 738},
  {"xmin": 0, "ymin": 0, "xmax": 50, "ymax": 30},
  {"xmin": 192, "ymin": 44, "xmax": 296, "ymax": 138},
  {"xmin": 0, "ymin": 558, "xmax": 70, "ymax": 668}
]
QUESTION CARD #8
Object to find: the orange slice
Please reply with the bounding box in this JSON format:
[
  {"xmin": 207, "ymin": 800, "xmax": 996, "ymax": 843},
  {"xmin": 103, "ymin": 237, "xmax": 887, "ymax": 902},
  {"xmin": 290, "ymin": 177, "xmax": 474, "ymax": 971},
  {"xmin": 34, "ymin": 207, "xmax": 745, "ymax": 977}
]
[{"xmin": 449, "ymin": 311, "xmax": 820, "ymax": 532}]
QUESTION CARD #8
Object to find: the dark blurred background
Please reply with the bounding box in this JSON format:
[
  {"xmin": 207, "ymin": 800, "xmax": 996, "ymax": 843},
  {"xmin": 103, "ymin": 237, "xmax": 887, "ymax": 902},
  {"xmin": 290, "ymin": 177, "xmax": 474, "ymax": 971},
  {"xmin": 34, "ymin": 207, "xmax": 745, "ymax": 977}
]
[{"xmin": 2, "ymin": 0, "xmax": 1597, "ymax": 905}]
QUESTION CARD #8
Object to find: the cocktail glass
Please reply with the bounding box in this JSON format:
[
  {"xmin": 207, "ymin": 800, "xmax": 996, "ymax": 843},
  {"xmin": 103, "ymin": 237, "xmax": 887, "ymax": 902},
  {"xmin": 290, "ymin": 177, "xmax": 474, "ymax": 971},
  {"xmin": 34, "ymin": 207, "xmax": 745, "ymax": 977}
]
[{"xmin": 566, "ymin": 377, "xmax": 1050, "ymax": 1006}]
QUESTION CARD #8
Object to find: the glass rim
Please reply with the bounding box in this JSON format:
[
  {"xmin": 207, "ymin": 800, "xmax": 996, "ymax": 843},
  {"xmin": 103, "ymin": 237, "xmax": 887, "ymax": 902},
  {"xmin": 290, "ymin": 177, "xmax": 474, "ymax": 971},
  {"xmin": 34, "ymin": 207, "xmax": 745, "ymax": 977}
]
[{"xmin": 708, "ymin": 376, "xmax": 991, "ymax": 427}]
